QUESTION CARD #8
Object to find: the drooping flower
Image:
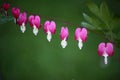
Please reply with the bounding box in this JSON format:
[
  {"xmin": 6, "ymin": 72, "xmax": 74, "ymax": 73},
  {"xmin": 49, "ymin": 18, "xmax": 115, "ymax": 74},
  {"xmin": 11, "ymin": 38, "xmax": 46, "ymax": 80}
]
[
  {"xmin": 12, "ymin": 7, "xmax": 20, "ymax": 24},
  {"xmin": 29, "ymin": 15, "xmax": 41, "ymax": 36},
  {"xmin": 60, "ymin": 27, "xmax": 69, "ymax": 48},
  {"xmin": 44, "ymin": 20, "xmax": 56, "ymax": 42},
  {"xmin": 2, "ymin": 3, "xmax": 10, "ymax": 16},
  {"xmin": 74, "ymin": 27, "xmax": 87, "ymax": 50},
  {"xmin": 18, "ymin": 12, "xmax": 27, "ymax": 33},
  {"xmin": 98, "ymin": 42, "xmax": 114, "ymax": 64}
]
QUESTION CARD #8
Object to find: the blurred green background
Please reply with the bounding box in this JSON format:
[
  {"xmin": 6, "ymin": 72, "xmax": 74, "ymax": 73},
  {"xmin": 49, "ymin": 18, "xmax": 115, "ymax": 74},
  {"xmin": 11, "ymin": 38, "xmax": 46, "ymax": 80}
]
[{"xmin": 0, "ymin": 0, "xmax": 120, "ymax": 80}]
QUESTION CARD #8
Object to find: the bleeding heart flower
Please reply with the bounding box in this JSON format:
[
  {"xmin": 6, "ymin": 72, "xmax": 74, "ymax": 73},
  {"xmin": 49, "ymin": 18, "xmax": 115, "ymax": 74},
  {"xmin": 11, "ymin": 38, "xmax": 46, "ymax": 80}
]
[
  {"xmin": 29, "ymin": 15, "xmax": 41, "ymax": 36},
  {"xmin": 12, "ymin": 7, "xmax": 20, "ymax": 24},
  {"xmin": 2, "ymin": 3, "xmax": 10, "ymax": 16},
  {"xmin": 74, "ymin": 27, "xmax": 87, "ymax": 50},
  {"xmin": 60, "ymin": 27, "xmax": 69, "ymax": 48},
  {"xmin": 98, "ymin": 42, "xmax": 114, "ymax": 64},
  {"xmin": 18, "ymin": 12, "xmax": 27, "ymax": 33},
  {"xmin": 44, "ymin": 20, "xmax": 56, "ymax": 42}
]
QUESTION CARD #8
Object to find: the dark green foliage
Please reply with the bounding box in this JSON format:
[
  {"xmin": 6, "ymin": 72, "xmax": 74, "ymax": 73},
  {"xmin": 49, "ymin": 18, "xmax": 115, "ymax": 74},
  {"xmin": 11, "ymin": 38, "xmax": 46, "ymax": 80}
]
[{"xmin": 82, "ymin": 2, "xmax": 120, "ymax": 48}]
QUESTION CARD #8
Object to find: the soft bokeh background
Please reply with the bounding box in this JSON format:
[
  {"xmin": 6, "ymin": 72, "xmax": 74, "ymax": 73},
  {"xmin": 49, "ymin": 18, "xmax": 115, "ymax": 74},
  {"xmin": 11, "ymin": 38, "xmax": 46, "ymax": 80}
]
[{"xmin": 0, "ymin": 0, "xmax": 120, "ymax": 80}]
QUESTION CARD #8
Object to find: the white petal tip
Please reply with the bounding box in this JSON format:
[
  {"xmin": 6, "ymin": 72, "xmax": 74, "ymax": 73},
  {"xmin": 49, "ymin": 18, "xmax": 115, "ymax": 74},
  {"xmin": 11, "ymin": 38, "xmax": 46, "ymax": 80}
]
[
  {"xmin": 33, "ymin": 32, "xmax": 38, "ymax": 36},
  {"xmin": 33, "ymin": 26, "xmax": 38, "ymax": 36},
  {"xmin": 20, "ymin": 24, "xmax": 26, "ymax": 33},
  {"xmin": 104, "ymin": 54, "xmax": 108, "ymax": 65},
  {"xmin": 47, "ymin": 35, "xmax": 51, "ymax": 42},
  {"xmin": 61, "ymin": 39, "xmax": 67, "ymax": 48},
  {"xmin": 47, "ymin": 31, "xmax": 52, "ymax": 42},
  {"xmin": 14, "ymin": 18, "xmax": 16, "ymax": 24},
  {"xmin": 78, "ymin": 39, "xmax": 83, "ymax": 50},
  {"xmin": 105, "ymin": 62, "xmax": 107, "ymax": 64}
]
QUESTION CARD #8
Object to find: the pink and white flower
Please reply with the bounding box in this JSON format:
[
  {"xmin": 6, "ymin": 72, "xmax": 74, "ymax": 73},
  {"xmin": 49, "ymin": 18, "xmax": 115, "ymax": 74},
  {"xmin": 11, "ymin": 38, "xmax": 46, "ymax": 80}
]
[
  {"xmin": 98, "ymin": 42, "xmax": 114, "ymax": 64},
  {"xmin": 12, "ymin": 7, "xmax": 20, "ymax": 24},
  {"xmin": 60, "ymin": 27, "xmax": 69, "ymax": 48},
  {"xmin": 2, "ymin": 3, "xmax": 10, "ymax": 16},
  {"xmin": 74, "ymin": 27, "xmax": 87, "ymax": 50},
  {"xmin": 29, "ymin": 15, "xmax": 41, "ymax": 36},
  {"xmin": 44, "ymin": 20, "xmax": 56, "ymax": 42},
  {"xmin": 18, "ymin": 12, "xmax": 27, "ymax": 33}
]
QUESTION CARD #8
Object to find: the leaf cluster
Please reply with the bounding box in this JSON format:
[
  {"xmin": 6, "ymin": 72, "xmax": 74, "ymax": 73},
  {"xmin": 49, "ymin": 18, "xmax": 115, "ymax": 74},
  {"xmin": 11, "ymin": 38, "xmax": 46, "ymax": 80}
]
[{"xmin": 82, "ymin": 2, "xmax": 120, "ymax": 48}]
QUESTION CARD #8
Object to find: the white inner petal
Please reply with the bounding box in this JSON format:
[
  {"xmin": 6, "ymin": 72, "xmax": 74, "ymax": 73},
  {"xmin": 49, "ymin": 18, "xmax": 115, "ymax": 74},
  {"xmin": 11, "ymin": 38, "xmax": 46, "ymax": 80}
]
[
  {"xmin": 61, "ymin": 38, "xmax": 67, "ymax": 48},
  {"xmin": 78, "ymin": 39, "xmax": 83, "ymax": 50},
  {"xmin": 103, "ymin": 52, "xmax": 108, "ymax": 64},
  {"xmin": 47, "ymin": 31, "xmax": 52, "ymax": 42},
  {"xmin": 14, "ymin": 18, "xmax": 16, "ymax": 24},
  {"xmin": 33, "ymin": 25, "xmax": 38, "ymax": 36},
  {"xmin": 20, "ymin": 23, "xmax": 26, "ymax": 33},
  {"xmin": 5, "ymin": 11, "xmax": 7, "ymax": 15}
]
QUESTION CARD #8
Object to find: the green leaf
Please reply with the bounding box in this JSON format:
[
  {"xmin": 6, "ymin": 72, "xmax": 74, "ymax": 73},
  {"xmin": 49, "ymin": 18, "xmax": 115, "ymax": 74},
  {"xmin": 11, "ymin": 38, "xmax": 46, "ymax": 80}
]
[
  {"xmin": 82, "ymin": 13, "xmax": 107, "ymax": 29},
  {"xmin": 86, "ymin": 2, "xmax": 120, "ymax": 48},
  {"xmin": 111, "ymin": 18, "xmax": 120, "ymax": 30},
  {"xmin": 87, "ymin": 2, "xmax": 101, "ymax": 18},
  {"xmin": 81, "ymin": 22, "xmax": 105, "ymax": 35},
  {"xmin": 100, "ymin": 2, "xmax": 112, "ymax": 25},
  {"xmin": 83, "ymin": 13, "xmax": 92, "ymax": 24},
  {"xmin": 81, "ymin": 21, "xmax": 101, "ymax": 30},
  {"xmin": 83, "ymin": 13, "xmax": 101, "ymax": 25}
]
